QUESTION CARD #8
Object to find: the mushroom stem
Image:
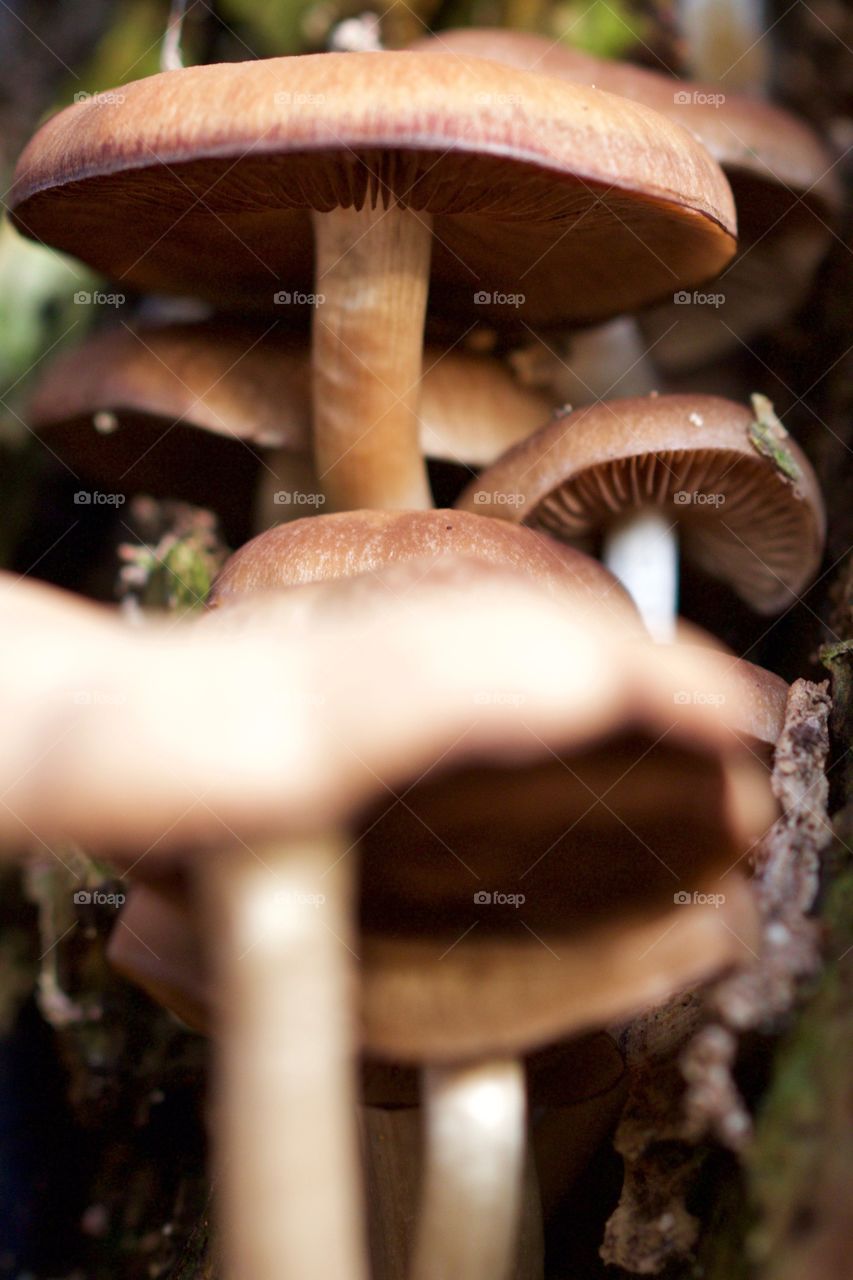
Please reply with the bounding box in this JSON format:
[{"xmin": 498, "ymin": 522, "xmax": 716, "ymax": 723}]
[
  {"xmin": 205, "ymin": 834, "xmax": 367, "ymax": 1280},
  {"xmin": 679, "ymin": 0, "xmax": 769, "ymax": 91},
  {"xmin": 312, "ymin": 201, "xmax": 433, "ymax": 512},
  {"xmin": 410, "ymin": 1058, "xmax": 528, "ymax": 1280},
  {"xmin": 603, "ymin": 508, "xmax": 678, "ymax": 643}
]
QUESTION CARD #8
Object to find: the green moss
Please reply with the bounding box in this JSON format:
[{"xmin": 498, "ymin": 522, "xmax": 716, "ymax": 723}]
[{"xmin": 748, "ymin": 394, "xmax": 802, "ymax": 484}]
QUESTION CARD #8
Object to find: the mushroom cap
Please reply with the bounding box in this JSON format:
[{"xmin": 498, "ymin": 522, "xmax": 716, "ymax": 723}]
[
  {"xmin": 109, "ymin": 870, "xmax": 758, "ymax": 1059},
  {"xmin": 27, "ymin": 321, "xmax": 550, "ymax": 483},
  {"xmin": 0, "ymin": 562, "xmax": 772, "ymax": 860},
  {"xmin": 409, "ymin": 30, "xmax": 841, "ymax": 228},
  {"xmin": 361, "ymin": 874, "xmax": 760, "ymax": 1059},
  {"xmin": 458, "ymin": 394, "xmax": 826, "ymax": 614},
  {"xmin": 10, "ymin": 52, "xmax": 736, "ymax": 325},
  {"xmin": 207, "ymin": 508, "xmax": 635, "ymax": 615}
]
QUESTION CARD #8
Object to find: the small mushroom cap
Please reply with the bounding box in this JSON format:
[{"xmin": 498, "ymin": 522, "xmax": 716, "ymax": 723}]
[
  {"xmin": 409, "ymin": 30, "xmax": 841, "ymax": 226},
  {"xmin": 27, "ymin": 321, "xmax": 550, "ymax": 482},
  {"xmin": 207, "ymin": 509, "xmax": 635, "ymax": 616},
  {"xmin": 458, "ymin": 394, "xmax": 826, "ymax": 614},
  {"xmin": 11, "ymin": 52, "xmax": 735, "ymax": 325}
]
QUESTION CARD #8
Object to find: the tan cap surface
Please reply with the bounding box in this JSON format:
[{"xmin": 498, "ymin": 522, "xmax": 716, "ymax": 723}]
[
  {"xmin": 11, "ymin": 52, "xmax": 736, "ymax": 325},
  {"xmin": 208, "ymin": 508, "xmax": 634, "ymax": 614},
  {"xmin": 28, "ymin": 321, "xmax": 550, "ymax": 479}
]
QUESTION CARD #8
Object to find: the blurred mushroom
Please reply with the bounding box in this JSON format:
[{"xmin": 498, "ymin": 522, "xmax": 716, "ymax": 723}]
[
  {"xmin": 459, "ymin": 393, "xmax": 825, "ymax": 641},
  {"xmin": 27, "ymin": 320, "xmax": 550, "ymax": 536},
  {"xmin": 10, "ymin": 52, "xmax": 735, "ymax": 510},
  {"xmin": 411, "ymin": 29, "xmax": 840, "ymax": 374}
]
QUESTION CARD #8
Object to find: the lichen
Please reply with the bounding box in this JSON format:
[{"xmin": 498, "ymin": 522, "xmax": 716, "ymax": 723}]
[{"xmin": 748, "ymin": 394, "xmax": 802, "ymax": 484}]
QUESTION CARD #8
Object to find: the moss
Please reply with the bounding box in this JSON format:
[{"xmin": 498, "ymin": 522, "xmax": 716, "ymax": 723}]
[{"xmin": 747, "ymin": 394, "xmax": 802, "ymax": 485}]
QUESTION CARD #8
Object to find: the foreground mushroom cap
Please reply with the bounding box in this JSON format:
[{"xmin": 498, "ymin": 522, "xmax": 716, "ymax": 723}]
[
  {"xmin": 458, "ymin": 394, "xmax": 826, "ymax": 614},
  {"xmin": 207, "ymin": 508, "xmax": 635, "ymax": 615},
  {"xmin": 109, "ymin": 868, "xmax": 760, "ymax": 1058},
  {"xmin": 0, "ymin": 562, "xmax": 772, "ymax": 858},
  {"xmin": 10, "ymin": 51, "xmax": 736, "ymax": 325}
]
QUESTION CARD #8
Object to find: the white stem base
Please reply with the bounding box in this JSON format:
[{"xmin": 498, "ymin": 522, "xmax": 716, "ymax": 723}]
[
  {"xmin": 603, "ymin": 508, "xmax": 678, "ymax": 643},
  {"xmin": 411, "ymin": 1059, "xmax": 528, "ymax": 1280},
  {"xmin": 205, "ymin": 835, "xmax": 366, "ymax": 1280}
]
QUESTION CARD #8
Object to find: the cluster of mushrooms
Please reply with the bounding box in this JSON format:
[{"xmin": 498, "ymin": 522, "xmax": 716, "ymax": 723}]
[{"xmin": 4, "ymin": 24, "xmax": 837, "ymax": 1280}]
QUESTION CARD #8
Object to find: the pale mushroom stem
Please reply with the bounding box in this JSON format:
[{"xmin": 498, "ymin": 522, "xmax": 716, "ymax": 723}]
[
  {"xmin": 410, "ymin": 1058, "xmax": 528, "ymax": 1280},
  {"xmin": 204, "ymin": 833, "xmax": 367, "ymax": 1280},
  {"xmin": 679, "ymin": 0, "xmax": 769, "ymax": 92},
  {"xmin": 312, "ymin": 202, "xmax": 434, "ymax": 512},
  {"xmin": 603, "ymin": 508, "xmax": 679, "ymax": 643}
]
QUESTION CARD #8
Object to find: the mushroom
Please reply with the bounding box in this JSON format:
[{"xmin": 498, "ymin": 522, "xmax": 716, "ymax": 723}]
[
  {"xmin": 26, "ymin": 319, "xmax": 550, "ymax": 534},
  {"xmin": 98, "ymin": 555, "xmax": 779, "ymax": 1280},
  {"xmin": 10, "ymin": 51, "xmax": 736, "ymax": 510},
  {"xmin": 206, "ymin": 507, "xmax": 638, "ymax": 621},
  {"xmin": 409, "ymin": 29, "xmax": 840, "ymax": 373},
  {"xmin": 458, "ymin": 393, "xmax": 825, "ymax": 641}
]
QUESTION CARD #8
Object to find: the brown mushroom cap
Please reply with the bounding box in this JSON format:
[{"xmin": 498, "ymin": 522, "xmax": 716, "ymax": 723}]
[
  {"xmin": 458, "ymin": 394, "xmax": 826, "ymax": 614},
  {"xmin": 207, "ymin": 509, "xmax": 635, "ymax": 615},
  {"xmin": 410, "ymin": 31, "xmax": 839, "ymax": 368},
  {"xmin": 109, "ymin": 869, "xmax": 759, "ymax": 1059},
  {"xmin": 409, "ymin": 30, "xmax": 840, "ymax": 229},
  {"xmin": 27, "ymin": 320, "xmax": 550, "ymax": 483},
  {"xmin": 10, "ymin": 52, "xmax": 736, "ymax": 326}
]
